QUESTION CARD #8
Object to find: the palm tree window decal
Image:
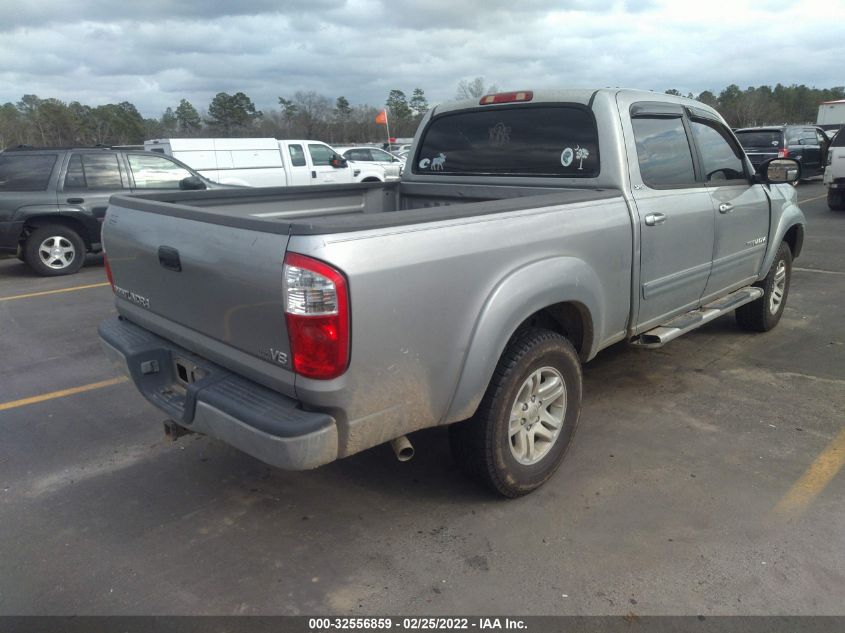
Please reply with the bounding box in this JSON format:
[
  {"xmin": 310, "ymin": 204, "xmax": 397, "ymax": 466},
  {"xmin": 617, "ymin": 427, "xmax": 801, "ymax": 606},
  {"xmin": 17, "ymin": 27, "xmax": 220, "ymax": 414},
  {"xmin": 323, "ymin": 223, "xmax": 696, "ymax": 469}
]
[{"xmin": 575, "ymin": 145, "xmax": 590, "ymax": 170}]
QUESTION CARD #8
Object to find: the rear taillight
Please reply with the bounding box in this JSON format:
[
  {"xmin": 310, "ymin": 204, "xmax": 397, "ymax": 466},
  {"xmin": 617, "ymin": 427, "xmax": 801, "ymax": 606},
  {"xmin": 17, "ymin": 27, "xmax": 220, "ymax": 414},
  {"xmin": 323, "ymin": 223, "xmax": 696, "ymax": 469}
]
[
  {"xmin": 778, "ymin": 148, "xmax": 790, "ymax": 158},
  {"xmin": 104, "ymin": 252, "xmax": 115, "ymax": 292},
  {"xmin": 283, "ymin": 253, "xmax": 349, "ymax": 380}
]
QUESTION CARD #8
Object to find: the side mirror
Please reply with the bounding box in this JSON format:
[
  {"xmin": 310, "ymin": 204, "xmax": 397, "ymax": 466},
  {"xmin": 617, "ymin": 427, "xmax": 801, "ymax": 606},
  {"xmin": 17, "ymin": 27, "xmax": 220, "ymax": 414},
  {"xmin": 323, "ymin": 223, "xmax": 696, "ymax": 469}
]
[
  {"xmin": 330, "ymin": 155, "xmax": 348, "ymax": 169},
  {"xmin": 179, "ymin": 176, "xmax": 207, "ymax": 190},
  {"xmin": 757, "ymin": 158, "xmax": 801, "ymax": 184}
]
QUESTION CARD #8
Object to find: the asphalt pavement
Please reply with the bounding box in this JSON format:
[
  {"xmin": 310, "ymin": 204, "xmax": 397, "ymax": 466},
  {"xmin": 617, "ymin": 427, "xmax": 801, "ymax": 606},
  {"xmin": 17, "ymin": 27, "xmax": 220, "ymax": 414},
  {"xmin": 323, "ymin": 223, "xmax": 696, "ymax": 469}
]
[{"xmin": 0, "ymin": 183, "xmax": 842, "ymax": 615}]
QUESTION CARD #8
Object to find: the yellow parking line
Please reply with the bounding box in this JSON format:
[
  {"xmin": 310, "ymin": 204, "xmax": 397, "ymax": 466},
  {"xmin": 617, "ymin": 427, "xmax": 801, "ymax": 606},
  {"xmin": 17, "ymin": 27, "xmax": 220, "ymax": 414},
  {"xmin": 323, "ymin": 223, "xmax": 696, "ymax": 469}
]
[
  {"xmin": 797, "ymin": 193, "xmax": 827, "ymax": 204},
  {"xmin": 0, "ymin": 282, "xmax": 110, "ymax": 302},
  {"xmin": 773, "ymin": 427, "xmax": 845, "ymax": 517},
  {"xmin": 0, "ymin": 377, "xmax": 127, "ymax": 412}
]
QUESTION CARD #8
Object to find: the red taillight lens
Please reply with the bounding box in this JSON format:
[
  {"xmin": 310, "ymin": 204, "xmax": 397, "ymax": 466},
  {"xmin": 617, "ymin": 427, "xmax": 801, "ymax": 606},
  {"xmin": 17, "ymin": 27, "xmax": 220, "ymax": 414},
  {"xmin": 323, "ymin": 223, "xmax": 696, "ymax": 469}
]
[
  {"xmin": 778, "ymin": 148, "xmax": 789, "ymax": 158},
  {"xmin": 283, "ymin": 253, "xmax": 349, "ymax": 380},
  {"xmin": 479, "ymin": 90, "xmax": 534, "ymax": 105},
  {"xmin": 104, "ymin": 252, "xmax": 115, "ymax": 292}
]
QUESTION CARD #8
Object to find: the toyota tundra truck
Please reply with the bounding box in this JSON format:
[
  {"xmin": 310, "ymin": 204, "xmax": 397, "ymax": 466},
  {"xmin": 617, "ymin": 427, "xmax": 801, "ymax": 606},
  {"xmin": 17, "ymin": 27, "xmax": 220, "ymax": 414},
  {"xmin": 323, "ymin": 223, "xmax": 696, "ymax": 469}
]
[{"xmin": 99, "ymin": 89, "xmax": 806, "ymax": 497}]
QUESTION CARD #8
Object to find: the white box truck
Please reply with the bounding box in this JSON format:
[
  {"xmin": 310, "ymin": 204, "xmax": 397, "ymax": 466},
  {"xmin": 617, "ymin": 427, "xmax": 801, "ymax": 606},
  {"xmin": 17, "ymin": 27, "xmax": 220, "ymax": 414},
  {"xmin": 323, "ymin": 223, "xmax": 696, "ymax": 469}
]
[
  {"xmin": 144, "ymin": 138, "xmax": 386, "ymax": 187},
  {"xmin": 817, "ymin": 99, "xmax": 845, "ymax": 137}
]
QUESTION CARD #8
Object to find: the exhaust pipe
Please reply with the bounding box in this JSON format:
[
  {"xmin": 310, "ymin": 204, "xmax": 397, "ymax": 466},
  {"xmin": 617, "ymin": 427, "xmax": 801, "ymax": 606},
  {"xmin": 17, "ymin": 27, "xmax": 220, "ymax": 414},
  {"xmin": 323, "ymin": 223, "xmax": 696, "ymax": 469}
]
[{"xmin": 390, "ymin": 435, "xmax": 414, "ymax": 462}]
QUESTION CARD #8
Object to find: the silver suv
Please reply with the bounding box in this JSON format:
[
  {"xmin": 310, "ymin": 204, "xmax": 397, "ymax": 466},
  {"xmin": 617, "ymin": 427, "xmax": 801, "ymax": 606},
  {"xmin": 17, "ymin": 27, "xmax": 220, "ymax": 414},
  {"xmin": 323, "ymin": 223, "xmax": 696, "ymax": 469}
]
[{"xmin": 339, "ymin": 146, "xmax": 404, "ymax": 180}]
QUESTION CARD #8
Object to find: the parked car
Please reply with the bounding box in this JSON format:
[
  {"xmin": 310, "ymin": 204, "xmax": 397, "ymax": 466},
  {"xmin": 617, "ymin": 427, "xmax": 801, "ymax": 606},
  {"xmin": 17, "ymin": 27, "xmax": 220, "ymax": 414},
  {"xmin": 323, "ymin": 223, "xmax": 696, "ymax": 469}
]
[
  {"xmin": 100, "ymin": 89, "xmax": 805, "ymax": 497},
  {"xmin": 339, "ymin": 146, "xmax": 404, "ymax": 179},
  {"xmin": 145, "ymin": 138, "xmax": 386, "ymax": 187},
  {"xmin": 735, "ymin": 125, "xmax": 830, "ymax": 179},
  {"xmin": 0, "ymin": 146, "xmax": 226, "ymax": 276},
  {"xmin": 823, "ymin": 128, "xmax": 845, "ymax": 210}
]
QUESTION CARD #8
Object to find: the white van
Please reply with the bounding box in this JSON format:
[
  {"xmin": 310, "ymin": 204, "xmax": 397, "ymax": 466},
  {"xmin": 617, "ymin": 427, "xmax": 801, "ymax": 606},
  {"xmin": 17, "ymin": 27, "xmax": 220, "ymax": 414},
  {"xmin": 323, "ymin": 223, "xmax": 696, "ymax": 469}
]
[{"xmin": 144, "ymin": 138, "xmax": 386, "ymax": 187}]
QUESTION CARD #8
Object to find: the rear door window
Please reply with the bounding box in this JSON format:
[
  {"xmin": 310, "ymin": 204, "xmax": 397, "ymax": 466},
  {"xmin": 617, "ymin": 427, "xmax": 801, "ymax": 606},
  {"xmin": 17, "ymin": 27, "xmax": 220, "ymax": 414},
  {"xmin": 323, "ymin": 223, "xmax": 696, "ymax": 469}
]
[
  {"xmin": 631, "ymin": 117, "xmax": 696, "ymax": 187},
  {"xmin": 64, "ymin": 153, "xmax": 124, "ymax": 190},
  {"xmin": 288, "ymin": 144, "xmax": 307, "ymax": 167},
  {"xmin": 414, "ymin": 105, "xmax": 599, "ymax": 177},
  {"xmin": 346, "ymin": 149, "xmax": 372, "ymax": 161},
  {"xmin": 785, "ymin": 128, "xmax": 802, "ymax": 145},
  {"xmin": 735, "ymin": 131, "xmax": 783, "ymax": 149},
  {"xmin": 0, "ymin": 154, "xmax": 57, "ymax": 191}
]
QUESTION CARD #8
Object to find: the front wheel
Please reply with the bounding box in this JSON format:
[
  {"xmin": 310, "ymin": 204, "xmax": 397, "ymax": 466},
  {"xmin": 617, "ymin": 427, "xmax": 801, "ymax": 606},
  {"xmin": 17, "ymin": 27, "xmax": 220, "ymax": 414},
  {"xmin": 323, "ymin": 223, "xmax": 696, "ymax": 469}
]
[
  {"xmin": 735, "ymin": 241, "xmax": 792, "ymax": 332},
  {"xmin": 449, "ymin": 328, "xmax": 582, "ymax": 497},
  {"xmin": 828, "ymin": 189, "xmax": 845, "ymax": 211}
]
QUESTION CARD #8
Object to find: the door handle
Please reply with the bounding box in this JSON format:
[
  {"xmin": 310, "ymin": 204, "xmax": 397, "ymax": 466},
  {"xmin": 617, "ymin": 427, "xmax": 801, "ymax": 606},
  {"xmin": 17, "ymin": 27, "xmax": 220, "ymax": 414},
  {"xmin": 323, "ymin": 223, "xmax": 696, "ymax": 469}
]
[
  {"xmin": 66, "ymin": 198, "xmax": 84, "ymax": 204},
  {"xmin": 719, "ymin": 203, "xmax": 734, "ymax": 214},
  {"xmin": 644, "ymin": 213, "xmax": 666, "ymax": 226},
  {"xmin": 311, "ymin": 171, "xmax": 317, "ymax": 178}
]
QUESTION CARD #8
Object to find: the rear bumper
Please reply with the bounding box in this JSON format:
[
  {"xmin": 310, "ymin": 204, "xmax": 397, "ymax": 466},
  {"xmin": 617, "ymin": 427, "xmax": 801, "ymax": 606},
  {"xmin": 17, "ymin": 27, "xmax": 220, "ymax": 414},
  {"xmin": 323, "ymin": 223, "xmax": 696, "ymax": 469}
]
[{"xmin": 98, "ymin": 316, "xmax": 338, "ymax": 470}]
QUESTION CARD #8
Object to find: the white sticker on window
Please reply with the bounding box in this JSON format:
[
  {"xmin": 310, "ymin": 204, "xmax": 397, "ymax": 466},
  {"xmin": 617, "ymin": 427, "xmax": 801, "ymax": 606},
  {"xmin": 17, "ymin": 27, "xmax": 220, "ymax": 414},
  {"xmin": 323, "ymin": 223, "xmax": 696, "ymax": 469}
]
[
  {"xmin": 430, "ymin": 153, "xmax": 446, "ymax": 171},
  {"xmin": 418, "ymin": 158, "xmax": 431, "ymax": 169},
  {"xmin": 560, "ymin": 147, "xmax": 574, "ymax": 167},
  {"xmin": 575, "ymin": 145, "xmax": 590, "ymax": 170}
]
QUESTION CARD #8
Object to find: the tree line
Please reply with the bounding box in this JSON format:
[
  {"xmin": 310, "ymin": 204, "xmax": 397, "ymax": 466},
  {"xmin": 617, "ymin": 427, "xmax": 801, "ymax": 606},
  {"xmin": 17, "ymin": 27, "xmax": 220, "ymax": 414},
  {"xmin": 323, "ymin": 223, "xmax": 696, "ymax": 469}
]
[
  {"xmin": 2, "ymin": 80, "xmax": 842, "ymax": 149},
  {"xmin": 668, "ymin": 84, "xmax": 844, "ymax": 128}
]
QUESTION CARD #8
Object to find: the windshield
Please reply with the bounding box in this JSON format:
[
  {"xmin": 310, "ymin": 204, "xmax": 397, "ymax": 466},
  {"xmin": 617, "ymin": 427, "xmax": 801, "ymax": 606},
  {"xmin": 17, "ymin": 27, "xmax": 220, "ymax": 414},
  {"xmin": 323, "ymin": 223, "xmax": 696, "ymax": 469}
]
[
  {"xmin": 735, "ymin": 130, "xmax": 783, "ymax": 149},
  {"xmin": 414, "ymin": 105, "xmax": 599, "ymax": 177},
  {"xmin": 831, "ymin": 129, "xmax": 845, "ymax": 148}
]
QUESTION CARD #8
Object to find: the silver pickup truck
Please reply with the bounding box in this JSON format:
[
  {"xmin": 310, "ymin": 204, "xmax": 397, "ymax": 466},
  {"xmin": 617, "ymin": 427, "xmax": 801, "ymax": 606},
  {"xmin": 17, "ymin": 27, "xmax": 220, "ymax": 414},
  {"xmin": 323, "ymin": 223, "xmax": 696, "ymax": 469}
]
[{"xmin": 99, "ymin": 89, "xmax": 806, "ymax": 497}]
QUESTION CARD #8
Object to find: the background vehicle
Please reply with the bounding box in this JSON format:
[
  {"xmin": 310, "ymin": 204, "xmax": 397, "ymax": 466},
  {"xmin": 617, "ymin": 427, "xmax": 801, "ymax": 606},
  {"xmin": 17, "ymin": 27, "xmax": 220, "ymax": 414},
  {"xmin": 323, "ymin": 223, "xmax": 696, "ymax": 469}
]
[
  {"xmin": 338, "ymin": 146, "xmax": 404, "ymax": 179},
  {"xmin": 735, "ymin": 125, "xmax": 830, "ymax": 179},
  {"xmin": 823, "ymin": 128, "xmax": 845, "ymax": 210},
  {"xmin": 0, "ymin": 146, "xmax": 223, "ymax": 276},
  {"xmin": 817, "ymin": 99, "xmax": 845, "ymax": 137},
  {"xmin": 101, "ymin": 89, "xmax": 805, "ymax": 497},
  {"xmin": 146, "ymin": 138, "xmax": 387, "ymax": 187}
]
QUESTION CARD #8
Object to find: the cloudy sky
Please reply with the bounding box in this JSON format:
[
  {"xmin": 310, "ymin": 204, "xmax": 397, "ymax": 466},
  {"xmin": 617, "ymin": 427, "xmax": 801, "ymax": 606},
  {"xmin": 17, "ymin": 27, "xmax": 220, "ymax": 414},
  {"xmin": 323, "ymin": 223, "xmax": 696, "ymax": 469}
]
[{"xmin": 1, "ymin": 0, "xmax": 843, "ymax": 117}]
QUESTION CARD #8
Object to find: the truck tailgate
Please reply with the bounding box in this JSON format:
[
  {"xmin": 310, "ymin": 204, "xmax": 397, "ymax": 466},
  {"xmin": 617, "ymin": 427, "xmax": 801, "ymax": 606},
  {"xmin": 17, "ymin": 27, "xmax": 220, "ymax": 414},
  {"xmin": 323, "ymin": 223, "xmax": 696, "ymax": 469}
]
[{"xmin": 103, "ymin": 204, "xmax": 291, "ymax": 372}]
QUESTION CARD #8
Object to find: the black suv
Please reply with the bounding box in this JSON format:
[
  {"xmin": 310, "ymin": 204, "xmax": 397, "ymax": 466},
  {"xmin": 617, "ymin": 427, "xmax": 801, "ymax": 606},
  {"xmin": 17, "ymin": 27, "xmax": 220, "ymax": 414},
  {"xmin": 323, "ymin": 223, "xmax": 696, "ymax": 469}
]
[
  {"xmin": 735, "ymin": 125, "xmax": 830, "ymax": 179},
  {"xmin": 0, "ymin": 146, "xmax": 221, "ymax": 276}
]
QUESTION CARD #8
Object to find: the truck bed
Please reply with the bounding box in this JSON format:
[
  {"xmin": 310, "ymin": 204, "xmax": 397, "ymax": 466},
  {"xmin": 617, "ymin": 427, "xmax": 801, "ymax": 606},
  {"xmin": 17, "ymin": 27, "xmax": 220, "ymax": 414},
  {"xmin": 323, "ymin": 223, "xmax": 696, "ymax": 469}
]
[{"xmin": 109, "ymin": 181, "xmax": 621, "ymax": 235}]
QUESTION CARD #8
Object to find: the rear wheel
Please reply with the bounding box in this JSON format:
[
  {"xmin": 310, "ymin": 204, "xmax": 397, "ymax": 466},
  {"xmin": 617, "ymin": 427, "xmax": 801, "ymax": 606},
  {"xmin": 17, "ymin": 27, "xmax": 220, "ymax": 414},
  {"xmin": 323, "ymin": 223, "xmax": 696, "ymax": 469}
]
[
  {"xmin": 828, "ymin": 189, "xmax": 845, "ymax": 211},
  {"xmin": 23, "ymin": 225, "xmax": 86, "ymax": 276},
  {"xmin": 449, "ymin": 328, "xmax": 582, "ymax": 497},
  {"xmin": 735, "ymin": 241, "xmax": 792, "ymax": 332}
]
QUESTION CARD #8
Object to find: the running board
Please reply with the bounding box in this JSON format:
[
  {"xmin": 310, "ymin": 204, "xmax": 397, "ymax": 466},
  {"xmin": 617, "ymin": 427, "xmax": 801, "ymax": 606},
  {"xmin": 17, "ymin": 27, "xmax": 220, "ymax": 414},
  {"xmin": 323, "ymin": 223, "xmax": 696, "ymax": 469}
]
[{"xmin": 631, "ymin": 286, "xmax": 764, "ymax": 349}]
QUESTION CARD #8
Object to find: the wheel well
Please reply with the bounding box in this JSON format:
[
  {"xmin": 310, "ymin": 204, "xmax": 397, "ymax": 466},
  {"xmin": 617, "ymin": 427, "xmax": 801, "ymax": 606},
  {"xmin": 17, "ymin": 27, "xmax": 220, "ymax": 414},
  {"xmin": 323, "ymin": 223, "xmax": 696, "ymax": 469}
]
[
  {"xmin": 22, "ymin": 216, "xmax": 93, "ymax": 249},
  {"xmin": 783, "ymin": 224, "xmax": 803, "ymax": 259},
  {"xmin": 516, "ymin": 302, "xmax": 593, "ymax": 360},
  {"xmin": 360, "ymin": 177, "xmax": 381, "ymax": 182}
]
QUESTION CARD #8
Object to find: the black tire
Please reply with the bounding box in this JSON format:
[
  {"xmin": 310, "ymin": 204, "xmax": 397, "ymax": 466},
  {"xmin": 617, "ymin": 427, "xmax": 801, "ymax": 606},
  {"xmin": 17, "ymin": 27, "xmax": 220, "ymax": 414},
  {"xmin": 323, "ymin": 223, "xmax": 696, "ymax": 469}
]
[
  {"xmin": 449, "ymin": 328, "xmax": 582, "ymax": 497},
  {"xmin": 23, "ymin": 224, "xmax": 86, "ymax": 276},
  {"xmin": 828, "ymin": 189, "xmax": 845, "ymax": 211},
  {"xmin": 735, "ymin": 241, "xmax": 792, "ymax": 332}
]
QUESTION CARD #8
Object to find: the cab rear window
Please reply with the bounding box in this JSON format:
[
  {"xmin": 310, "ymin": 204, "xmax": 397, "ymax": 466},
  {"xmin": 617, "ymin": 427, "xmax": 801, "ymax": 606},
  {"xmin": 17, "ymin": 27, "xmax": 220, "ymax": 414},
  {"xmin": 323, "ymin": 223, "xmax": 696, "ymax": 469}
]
[{"xmin": 413, "ymin": 106, "xmax": 599, "ymax": 177}]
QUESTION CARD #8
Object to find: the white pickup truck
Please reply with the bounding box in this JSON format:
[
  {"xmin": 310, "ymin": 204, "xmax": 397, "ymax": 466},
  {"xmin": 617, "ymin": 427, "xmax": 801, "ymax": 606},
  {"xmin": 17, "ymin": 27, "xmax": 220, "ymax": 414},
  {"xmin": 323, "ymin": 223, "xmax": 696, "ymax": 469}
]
[
  {"xmin": 823, "ymin": 128, "xmax": 845, "ymax": 210},
  {"xmin": 144, "ymin": 138, "xmax": 387, "ymax": 187}
]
